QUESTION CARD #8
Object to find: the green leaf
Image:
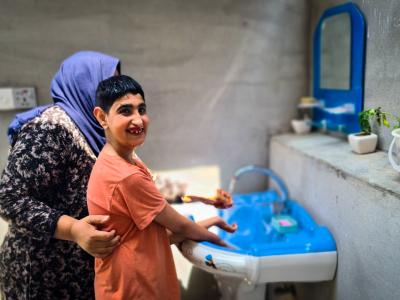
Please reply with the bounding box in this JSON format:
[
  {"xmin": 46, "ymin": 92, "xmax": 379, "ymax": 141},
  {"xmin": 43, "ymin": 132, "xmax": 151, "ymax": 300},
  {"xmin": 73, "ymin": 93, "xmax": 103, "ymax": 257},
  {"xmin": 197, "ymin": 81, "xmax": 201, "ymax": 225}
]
[
  {"xmin": 382, "ymin": 115, "xmax": 390, "ymax": 127},
  {"xmin": 357, "ymin": 107, "xmax": 400, "ymax": 133}
]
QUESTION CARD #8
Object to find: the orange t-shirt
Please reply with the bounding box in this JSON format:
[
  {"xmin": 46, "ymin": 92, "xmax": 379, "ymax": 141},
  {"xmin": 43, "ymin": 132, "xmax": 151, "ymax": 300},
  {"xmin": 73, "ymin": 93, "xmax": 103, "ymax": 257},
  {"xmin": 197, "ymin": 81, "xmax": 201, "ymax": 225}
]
[{"xmin": 87, "ymin": 151, "xmax": 180, "ymax": 300}]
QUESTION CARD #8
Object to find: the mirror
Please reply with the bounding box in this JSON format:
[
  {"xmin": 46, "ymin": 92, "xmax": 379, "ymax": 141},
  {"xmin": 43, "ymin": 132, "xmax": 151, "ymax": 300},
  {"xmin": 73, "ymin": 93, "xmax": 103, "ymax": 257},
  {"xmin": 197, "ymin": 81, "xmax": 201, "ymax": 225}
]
[
  {"xmin": 312, "ymin": 3, "xmax": 366, "ymax": 134},
  {"xmin": 321, "ymin": 13, "xmax": 351, "ymax": 90}
]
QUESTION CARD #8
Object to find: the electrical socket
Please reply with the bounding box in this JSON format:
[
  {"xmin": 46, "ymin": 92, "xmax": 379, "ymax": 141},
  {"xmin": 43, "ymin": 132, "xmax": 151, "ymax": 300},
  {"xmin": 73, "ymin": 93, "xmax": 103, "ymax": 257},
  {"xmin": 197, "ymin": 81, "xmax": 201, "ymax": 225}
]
[{"xmin": 0, "ymin": 87, "xmax": 37, "ymax": 111}]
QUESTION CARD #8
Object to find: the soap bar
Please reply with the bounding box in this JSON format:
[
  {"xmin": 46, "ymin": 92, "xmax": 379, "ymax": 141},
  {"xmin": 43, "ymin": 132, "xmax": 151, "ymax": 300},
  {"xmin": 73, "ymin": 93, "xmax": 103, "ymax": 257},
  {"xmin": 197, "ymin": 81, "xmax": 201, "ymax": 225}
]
[{"xmin": 271, "ymin": 215, "xmax": 298, "ymax": 234}]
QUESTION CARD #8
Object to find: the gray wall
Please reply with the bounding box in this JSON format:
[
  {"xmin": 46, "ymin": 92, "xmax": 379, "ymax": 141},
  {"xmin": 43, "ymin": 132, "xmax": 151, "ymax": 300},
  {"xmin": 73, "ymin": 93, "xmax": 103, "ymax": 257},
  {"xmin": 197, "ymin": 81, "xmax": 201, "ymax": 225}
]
[
  {"xmin": 0, "ymin": 0, "xmax": 309, "ymax": 192},
  {"xmin": 310, "ymin": 0, "xmax": 400, "ymax": 151},
  {"xmin": 3, "ymin": 1, "xmax": 400, "ymax": 178}
]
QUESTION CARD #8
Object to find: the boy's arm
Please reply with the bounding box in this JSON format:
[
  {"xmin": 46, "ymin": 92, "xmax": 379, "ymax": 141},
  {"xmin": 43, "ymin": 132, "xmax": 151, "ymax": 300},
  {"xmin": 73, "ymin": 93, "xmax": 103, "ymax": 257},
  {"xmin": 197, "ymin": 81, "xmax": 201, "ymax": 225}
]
[
  {"xmin": 182, "ymin": 189, "xmax": 233, "ymax": 209},
  {"xmin": 166, "ymin": 216, "xmax": 237, "ymax": 245},
  {"xmin": 155, "ymin": 203, "xmax": 236, "ymax": 246}
]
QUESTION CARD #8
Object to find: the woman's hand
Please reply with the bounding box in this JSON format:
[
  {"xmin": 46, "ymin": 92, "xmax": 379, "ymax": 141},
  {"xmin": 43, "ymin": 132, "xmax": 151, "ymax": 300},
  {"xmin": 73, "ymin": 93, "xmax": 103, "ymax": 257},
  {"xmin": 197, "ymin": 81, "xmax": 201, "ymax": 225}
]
[
  {"xmin": 55, "ymin": 215, "xmax": 120, "ymax": 258},
  {"xmin": 70, "ymin": 215, "xmax": 120, "ymax": 258}
]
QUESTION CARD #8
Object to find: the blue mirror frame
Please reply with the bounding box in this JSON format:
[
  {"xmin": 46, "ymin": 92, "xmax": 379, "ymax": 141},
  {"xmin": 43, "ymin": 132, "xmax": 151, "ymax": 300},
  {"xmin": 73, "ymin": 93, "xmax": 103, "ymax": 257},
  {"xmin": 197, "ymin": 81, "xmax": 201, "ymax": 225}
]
[{"xmin": 312, "ymin": 3, "xmax": 366, "ymax": 134}]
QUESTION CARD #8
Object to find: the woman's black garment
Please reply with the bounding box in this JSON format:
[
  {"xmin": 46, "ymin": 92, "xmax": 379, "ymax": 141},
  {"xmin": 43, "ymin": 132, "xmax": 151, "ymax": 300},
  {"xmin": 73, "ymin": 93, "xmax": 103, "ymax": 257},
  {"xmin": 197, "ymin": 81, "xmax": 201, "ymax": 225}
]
[{"xmin": 0, "ymin": 106, "xmax": 96, "ymax": 300}]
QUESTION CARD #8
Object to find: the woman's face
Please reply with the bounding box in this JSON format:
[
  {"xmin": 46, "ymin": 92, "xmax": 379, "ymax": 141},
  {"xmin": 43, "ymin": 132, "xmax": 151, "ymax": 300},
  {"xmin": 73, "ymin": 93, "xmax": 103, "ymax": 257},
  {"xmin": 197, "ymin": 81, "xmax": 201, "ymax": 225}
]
[{"xmin": 104, "ymin": 93, "xmax": 149, "ymax": 151}]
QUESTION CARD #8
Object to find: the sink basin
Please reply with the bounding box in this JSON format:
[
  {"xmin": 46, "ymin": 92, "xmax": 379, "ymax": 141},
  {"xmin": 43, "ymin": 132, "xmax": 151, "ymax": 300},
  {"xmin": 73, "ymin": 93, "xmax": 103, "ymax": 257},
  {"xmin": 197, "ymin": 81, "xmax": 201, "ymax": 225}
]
[{"xmin": 179, "ymin": 166, "xmax": 337, "ymax": 284}]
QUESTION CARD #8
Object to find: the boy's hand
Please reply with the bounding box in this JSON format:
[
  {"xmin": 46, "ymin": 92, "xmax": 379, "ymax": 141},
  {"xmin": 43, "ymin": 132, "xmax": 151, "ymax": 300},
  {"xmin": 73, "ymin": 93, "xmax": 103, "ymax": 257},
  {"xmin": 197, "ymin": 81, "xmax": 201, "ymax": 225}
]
[
  {"xmin": 182, "ymin": 189, "xmax": 233, "ymax": 209},
  {"xmin": 195, "ymin": 216, "xmax": 237, "ymax": 248},
  {"xmin": 71, "ymin": 215, "xmax": 120, "ymax": 258},
  {"xmin": 168, "ymin": 216, "xmax": 237, "ymax": 246},
  {"xmin": 213, "ymin": 189, "xmax": 233, "ymax": 209},
  {"xmin": 197, "ymin": 216, "xmax": 237, "ymax": 233},
  {"xmin": 175, "ymin": 217, "xmax": 237, "ymax": 248}
]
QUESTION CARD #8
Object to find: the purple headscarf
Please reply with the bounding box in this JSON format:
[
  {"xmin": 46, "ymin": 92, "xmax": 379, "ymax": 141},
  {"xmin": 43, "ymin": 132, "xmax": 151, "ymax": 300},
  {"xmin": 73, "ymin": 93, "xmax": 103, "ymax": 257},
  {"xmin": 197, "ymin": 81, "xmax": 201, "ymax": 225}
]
[
  {"xmin": 51, "ymin": 51, "xmax": 120, "ymax": 155},
  {"xmin": 8, "ymin": 51, "xmax": 120, "ymax": 156}
]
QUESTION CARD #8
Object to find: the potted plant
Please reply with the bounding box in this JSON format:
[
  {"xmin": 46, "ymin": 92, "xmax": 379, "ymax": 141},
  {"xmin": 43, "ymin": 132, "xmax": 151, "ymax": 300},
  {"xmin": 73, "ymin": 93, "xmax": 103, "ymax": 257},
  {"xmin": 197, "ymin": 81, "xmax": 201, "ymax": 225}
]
[{"xmin": 348, "ymin": 107, "xmax": 400, "ymax": 154}]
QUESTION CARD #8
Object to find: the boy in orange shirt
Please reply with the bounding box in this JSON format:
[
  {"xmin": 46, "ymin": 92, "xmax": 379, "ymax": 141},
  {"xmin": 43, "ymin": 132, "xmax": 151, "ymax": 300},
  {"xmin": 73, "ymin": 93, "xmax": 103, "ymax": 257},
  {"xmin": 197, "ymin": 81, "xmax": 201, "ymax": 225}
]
[{"xmin": 87, "ymin": 75, "xmax": 237, "ymax": 300}]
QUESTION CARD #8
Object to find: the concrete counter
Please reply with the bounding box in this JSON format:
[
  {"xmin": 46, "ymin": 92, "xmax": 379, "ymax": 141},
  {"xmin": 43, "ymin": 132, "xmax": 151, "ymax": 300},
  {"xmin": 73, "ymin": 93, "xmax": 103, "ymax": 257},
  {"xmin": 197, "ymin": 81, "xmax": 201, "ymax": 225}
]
[{"xmin": 270, "ymin": 133, "xmax": 400, "ymax": 300}]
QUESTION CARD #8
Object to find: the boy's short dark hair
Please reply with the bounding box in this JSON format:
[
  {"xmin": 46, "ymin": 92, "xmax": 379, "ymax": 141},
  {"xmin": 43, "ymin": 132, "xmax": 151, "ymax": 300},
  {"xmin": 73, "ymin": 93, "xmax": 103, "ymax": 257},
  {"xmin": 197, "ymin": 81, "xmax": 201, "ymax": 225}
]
[{"xmin": 96, "ymin": 75, "xmax": 145, "ymax": 112}]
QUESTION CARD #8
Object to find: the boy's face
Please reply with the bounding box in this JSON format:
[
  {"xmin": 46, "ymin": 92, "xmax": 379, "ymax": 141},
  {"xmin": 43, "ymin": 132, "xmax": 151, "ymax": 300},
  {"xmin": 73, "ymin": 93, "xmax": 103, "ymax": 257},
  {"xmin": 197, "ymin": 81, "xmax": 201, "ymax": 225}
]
[{"xmin": 97, "ymin": 93, "xmax": 148, "ymax": 151}]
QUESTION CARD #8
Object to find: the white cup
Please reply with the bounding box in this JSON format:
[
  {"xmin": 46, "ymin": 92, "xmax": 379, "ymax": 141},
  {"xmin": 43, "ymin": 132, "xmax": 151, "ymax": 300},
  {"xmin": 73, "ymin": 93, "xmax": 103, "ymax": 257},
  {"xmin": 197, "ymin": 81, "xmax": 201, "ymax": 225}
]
[
  {"xmin": 388, "ymin": 128, "xmax": 400, "ymax": 172},
  {"xmin": 291, "ymin": 119, "xmax": 311, "ymax": 134}
]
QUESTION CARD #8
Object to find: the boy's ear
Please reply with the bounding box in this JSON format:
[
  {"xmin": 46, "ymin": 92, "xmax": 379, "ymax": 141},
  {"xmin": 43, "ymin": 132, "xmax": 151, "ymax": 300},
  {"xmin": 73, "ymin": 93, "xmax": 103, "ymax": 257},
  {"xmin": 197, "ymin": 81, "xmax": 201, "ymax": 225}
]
[{"xmin": 93, "ymin": 107, "xmax": 108, "ymax": 129}]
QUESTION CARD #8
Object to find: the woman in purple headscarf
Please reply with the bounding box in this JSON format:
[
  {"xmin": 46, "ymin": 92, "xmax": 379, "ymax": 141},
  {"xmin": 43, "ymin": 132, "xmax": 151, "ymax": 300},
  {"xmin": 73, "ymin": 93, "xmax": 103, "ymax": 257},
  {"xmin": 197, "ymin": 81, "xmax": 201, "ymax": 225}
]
[{"xmin": 0, "ymin": 51, "xmax": 121, "ymax": 299}]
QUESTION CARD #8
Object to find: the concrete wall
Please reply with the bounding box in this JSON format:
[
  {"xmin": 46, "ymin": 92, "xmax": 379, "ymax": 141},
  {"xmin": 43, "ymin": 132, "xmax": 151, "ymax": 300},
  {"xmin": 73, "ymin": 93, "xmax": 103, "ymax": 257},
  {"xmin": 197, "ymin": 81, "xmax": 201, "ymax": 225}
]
[
  {"xmin": 0, "ymin": 0, "xmax": 309, "ymax": 193},
  {"xmin": 271, "ymin": 134, "xmax": 400, "ymax": 300},
  {"xmin": 310, "ymin": 0, "xmax": 400, "ymax": 151}
]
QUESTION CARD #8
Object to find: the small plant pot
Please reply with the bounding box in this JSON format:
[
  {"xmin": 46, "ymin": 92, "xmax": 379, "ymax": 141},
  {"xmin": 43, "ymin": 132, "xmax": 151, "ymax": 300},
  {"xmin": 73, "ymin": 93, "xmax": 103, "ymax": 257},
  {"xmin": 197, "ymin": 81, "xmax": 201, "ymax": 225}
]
[
  {"xmin": 348, "ymin": 132, "xmax": 378, "ymax": 154},
  {"xmin": 291, "ymin": 119, "xmax": 311, "ymax": 134}
]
